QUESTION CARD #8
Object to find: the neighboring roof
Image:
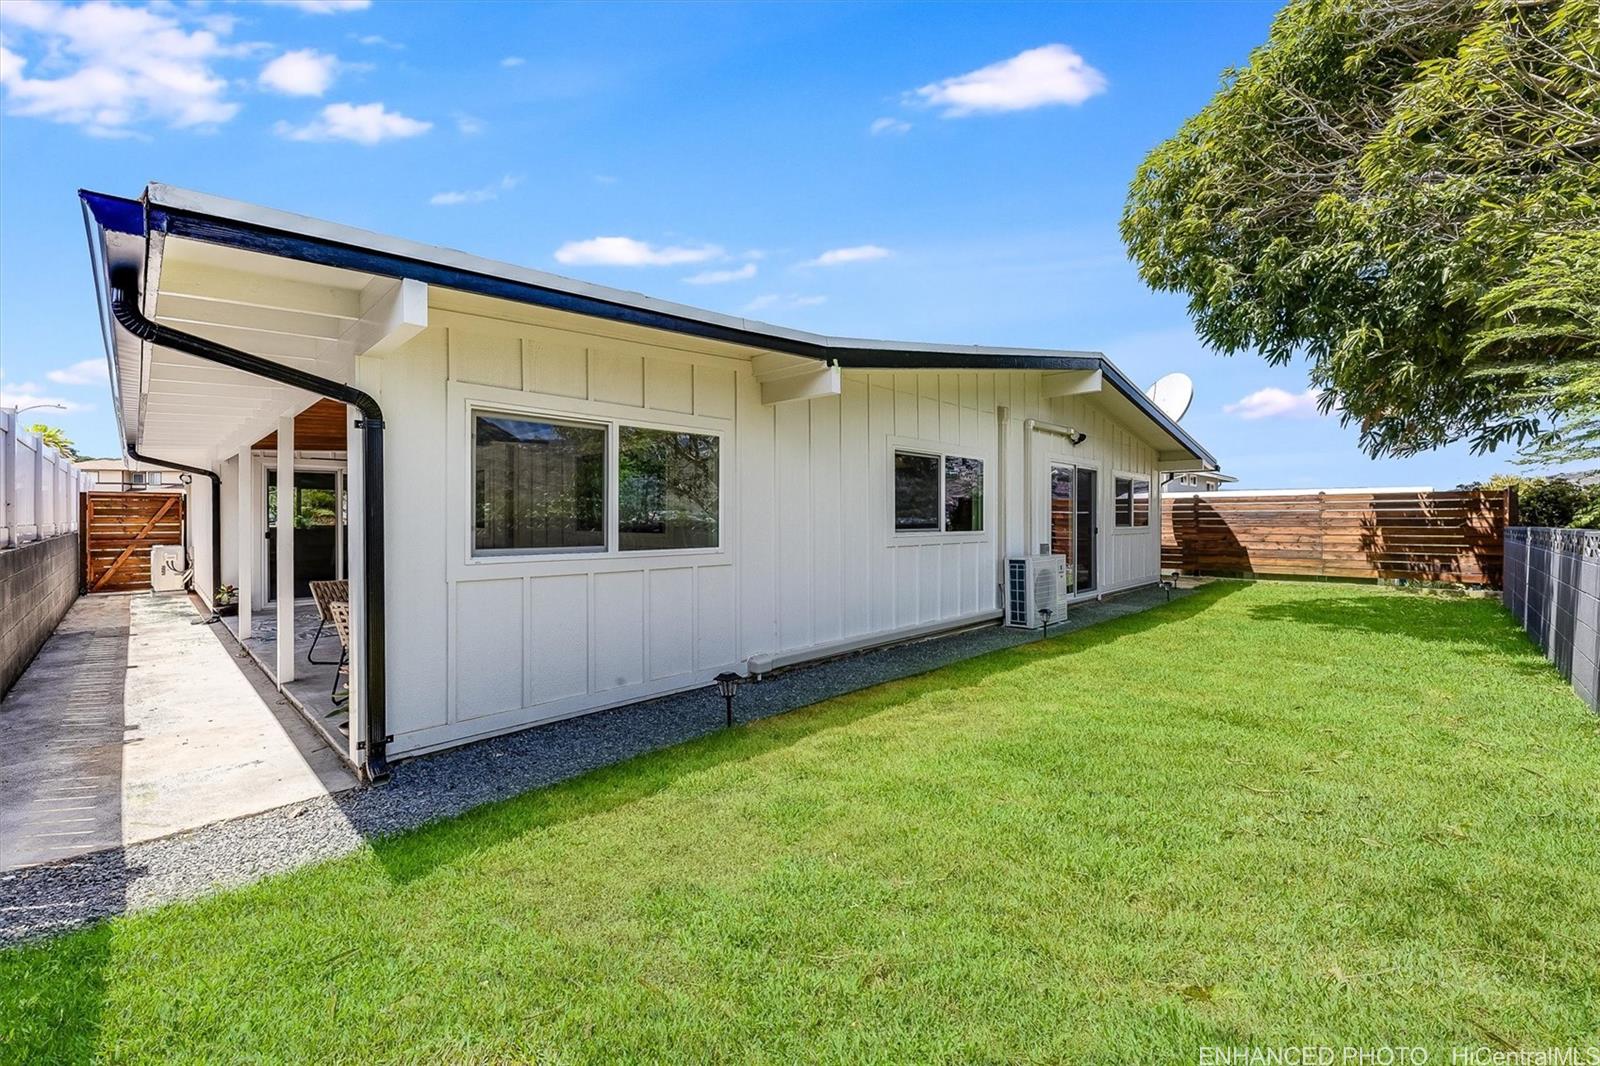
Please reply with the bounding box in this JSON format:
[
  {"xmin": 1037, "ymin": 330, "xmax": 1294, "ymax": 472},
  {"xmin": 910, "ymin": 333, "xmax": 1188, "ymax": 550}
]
[
  {"xmin": 1169, "ymin": 470, "xmax": 1238, "ymax": 484},
  {"xmin": 79, "ymin": 183, "xmax": 1217, "ymax": 470},
  {"xmin": 74, "ymin": 457, "xmax": 177, "ymax": 472}
]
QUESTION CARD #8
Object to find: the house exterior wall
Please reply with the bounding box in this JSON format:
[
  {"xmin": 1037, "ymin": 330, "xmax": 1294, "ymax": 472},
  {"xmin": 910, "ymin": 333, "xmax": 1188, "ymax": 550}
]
[{"xmin": 369, "ymin": 300, "xmax": 1166, "ymax": 757}]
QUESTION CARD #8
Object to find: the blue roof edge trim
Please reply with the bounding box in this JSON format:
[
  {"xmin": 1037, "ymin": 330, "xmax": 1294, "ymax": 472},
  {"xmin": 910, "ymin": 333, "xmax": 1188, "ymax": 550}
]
[
  {"xmin": 84, "ymin": 187, "xmax": 1214, "ymax": 468},
  {"xmin": 79, "ymin": 189, "xmax": 146, "ymax": 236}
]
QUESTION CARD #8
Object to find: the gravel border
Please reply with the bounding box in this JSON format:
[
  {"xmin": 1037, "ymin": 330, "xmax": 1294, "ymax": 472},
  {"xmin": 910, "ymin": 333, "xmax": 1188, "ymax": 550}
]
[{"xmin": 0, "ymin": 585, "xmax": 1187, "ymax": 946}]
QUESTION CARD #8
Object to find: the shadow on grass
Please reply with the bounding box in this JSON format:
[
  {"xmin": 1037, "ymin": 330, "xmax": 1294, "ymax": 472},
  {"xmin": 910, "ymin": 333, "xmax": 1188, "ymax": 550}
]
[
  {"xmin": 1243, "ymin": 588, "xmax": 1548, "ymax": 665},
  {"xmin": 367, "ymin": 582, "xmax": 1247, "ymax": 887}
]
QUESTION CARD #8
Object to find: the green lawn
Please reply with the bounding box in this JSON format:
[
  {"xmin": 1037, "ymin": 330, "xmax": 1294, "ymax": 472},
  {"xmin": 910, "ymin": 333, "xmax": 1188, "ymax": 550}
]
[{"xmin": 4, "ymin": 582, "xmax": 1598, "ymax": 1063}]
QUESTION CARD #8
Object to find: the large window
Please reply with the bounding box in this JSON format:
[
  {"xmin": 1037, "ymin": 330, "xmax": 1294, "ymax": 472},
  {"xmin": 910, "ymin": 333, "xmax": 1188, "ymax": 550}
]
[
  {"xmin": 895, "ymin": 449, "xmax": 984, "ymax": 534},
  {"xmin": 474, "ymin": 413, "xmax": 605, "ymax": 554},
  {"xmin": 619, "ymin": 427, "xmax": 720, "ymax": 551},
  {"xmin": 1114, "ymin": 476, "xmax": 1151, "ymax": 528}
]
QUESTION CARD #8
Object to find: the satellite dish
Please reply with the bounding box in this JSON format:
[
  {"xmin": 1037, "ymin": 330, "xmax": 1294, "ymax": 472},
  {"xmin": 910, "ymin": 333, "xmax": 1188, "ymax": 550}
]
[{"xmin": 1146, "ymin": 372, "xmax": 1194, "ymax": 423}]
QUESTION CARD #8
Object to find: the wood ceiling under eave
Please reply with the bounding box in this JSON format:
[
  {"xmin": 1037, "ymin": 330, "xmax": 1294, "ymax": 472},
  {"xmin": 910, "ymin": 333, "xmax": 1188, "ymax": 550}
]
[{"xmin": 253, "ymin": 398, "xmax": 349, "ymax": 451}]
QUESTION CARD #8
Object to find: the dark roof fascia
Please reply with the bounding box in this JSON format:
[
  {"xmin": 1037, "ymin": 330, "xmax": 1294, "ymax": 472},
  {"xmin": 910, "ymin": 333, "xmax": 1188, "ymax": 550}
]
[{"xmin": 81, "ymin": 189, "xmax": 1214, "ymax": 467}]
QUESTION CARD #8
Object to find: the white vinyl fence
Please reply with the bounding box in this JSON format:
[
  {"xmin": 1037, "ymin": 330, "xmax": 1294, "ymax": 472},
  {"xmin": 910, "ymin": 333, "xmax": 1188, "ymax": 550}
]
[{"xmin": 1, "ymin": 408, "xmax": 90, "ymax": 548}]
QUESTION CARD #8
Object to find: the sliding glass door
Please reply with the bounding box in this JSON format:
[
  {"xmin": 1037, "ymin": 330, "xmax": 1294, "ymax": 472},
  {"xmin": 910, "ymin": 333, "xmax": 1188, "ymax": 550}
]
[{"xmin": 1049, "ymin": 463, "xmax": 1097, "ymax": 594}]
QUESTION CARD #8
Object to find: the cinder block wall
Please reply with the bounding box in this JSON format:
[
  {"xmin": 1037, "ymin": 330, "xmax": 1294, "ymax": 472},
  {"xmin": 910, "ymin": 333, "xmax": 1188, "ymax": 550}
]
[
  {"xmin": 1503, "ymin": 527, "xmax": 1600, "ymax": 713},
  {"xmin": 0, "ymin": 534, "xmax": 81, "ymax": 698}
]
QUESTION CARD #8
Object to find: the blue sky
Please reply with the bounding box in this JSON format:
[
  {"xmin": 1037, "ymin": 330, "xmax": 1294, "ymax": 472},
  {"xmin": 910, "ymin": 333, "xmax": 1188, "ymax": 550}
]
[{"xmin": 0, "ymin": 0, "xmax": 1516, "ymax": 487}]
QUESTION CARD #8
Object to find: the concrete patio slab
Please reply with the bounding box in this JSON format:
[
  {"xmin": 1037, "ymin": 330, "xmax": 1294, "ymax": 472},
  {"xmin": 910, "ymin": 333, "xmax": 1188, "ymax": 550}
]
[{"xmin": 0, "ymin": 591, "xmax": 356, "ymax": 872}]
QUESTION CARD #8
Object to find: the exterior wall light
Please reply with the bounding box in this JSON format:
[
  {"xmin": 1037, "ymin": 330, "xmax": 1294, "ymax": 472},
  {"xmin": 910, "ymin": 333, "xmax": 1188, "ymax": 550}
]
[
  {"xmin": 1067, "ymin": 431, "xmax": 1087, "ymax": 446},
  {"xmin": 714, "ymin": 672, "xmax": 744, "ymax": 728}
]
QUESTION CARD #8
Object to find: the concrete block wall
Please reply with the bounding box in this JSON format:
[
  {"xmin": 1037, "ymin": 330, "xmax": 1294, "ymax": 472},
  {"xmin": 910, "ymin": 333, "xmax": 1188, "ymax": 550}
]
[
  {"xmin": 0, "ymin": 534, "xmax": 81, "ymax": 698},
  {"xmin": 1503, "ymin": 527, "xmax": 1600, "ymax": 712}
]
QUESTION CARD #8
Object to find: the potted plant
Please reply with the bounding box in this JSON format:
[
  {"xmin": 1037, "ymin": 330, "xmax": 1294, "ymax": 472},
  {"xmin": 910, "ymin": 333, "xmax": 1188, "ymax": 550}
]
[{"xmin": 215, "ymin": 584, "xmax": 239, "ymax": 617}]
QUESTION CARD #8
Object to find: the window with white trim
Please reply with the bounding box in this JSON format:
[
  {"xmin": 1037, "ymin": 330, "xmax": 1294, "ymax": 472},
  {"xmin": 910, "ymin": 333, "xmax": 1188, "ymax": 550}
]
[
  {"xmin": 474, "ymin": 413, "xmax": 606, "ymax": 554},
  {"xmin": 1114, "ymin": 476, "xmax": 1150, "ymax": 528},
  {"xmin": 618, "ymin": 427, "xmax": 719, "ymax": 551},
  {"xmin": 472, "ymin": 410, "xmax": 721, "ymax": 557},
  {"xmin": 894, "ymin": 449, "xmax": 984, "ymax": 533}
]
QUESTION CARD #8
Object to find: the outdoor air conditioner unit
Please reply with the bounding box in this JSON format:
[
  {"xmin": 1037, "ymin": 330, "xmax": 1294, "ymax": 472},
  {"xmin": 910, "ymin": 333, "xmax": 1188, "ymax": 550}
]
[
  {"xmin": 1006, "ymin": 555, "xmax": 1068, "ymax": 629},
  {"xmin": 149, "ymin": 545, "xmax": 187, "ymax": 593}
]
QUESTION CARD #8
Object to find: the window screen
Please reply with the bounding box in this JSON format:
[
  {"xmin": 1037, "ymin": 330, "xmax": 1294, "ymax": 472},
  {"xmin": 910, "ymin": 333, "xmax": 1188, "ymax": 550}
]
[
  {"xmin": 473, "ymin": 413, "xmax": 605, "ymax": 553},
  {"xmin": 618, "ymin": 427, "xmax": 720, "ymax": 551}
]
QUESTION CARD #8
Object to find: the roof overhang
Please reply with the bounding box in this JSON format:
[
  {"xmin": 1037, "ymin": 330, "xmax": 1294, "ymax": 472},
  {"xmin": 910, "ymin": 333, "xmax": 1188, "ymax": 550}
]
[{"xmin": 81, "ymin": 183, "xmax": 1217, "ymax": 470}]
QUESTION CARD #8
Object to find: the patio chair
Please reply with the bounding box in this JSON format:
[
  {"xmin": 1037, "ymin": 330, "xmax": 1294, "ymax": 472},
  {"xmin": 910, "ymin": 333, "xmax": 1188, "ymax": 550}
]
[
  {"xmin": 329, "ymin": 600, "xmax": 351, "ymax": 705},
  {"xmin": 307, "ymin": 579, "xmax": 349, "ymax": 664}
]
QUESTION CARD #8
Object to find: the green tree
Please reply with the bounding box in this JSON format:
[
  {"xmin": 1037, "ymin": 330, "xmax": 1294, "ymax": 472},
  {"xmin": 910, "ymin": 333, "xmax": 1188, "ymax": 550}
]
[
  {"xmin": 1121, "ymin": 0, "xmax": 1600, "ymax": 463},
  {"xmin": 28, "ymin": 423, "xmax": 79, "ymax": 460},
  {"xmin": 1461, "ymin": 473, "xmax": 1600, "ymax": 527}
]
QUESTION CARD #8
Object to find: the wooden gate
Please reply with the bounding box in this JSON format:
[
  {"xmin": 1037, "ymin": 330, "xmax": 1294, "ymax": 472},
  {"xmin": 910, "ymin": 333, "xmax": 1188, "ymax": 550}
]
[{"xmin": 81, "ymin": 491, "xmax": 186, "ymax": 592}]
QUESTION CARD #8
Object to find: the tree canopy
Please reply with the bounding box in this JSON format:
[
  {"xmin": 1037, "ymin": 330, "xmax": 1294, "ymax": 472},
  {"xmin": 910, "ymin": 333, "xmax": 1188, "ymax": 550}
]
[
  {"xmin": 28, "ymin": 423, "xmax": 78, "ymax": 460},
  {"xmin": 1121, "ymin": 0, "xmax": 1599, "ymax": 463}
]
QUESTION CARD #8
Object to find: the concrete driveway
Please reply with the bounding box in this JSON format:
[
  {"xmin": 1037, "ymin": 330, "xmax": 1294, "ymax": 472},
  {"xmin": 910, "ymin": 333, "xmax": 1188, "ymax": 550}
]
[{"xmin": 0, "ymin": 591, "xmax": 356, "ymax": 871}]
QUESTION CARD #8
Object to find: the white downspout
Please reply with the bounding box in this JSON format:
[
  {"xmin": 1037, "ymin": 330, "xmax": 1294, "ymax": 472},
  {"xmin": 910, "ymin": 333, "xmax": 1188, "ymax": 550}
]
[{"xmin": 996, "ymin": 405, "xmax": 1009, "ymax": 608}]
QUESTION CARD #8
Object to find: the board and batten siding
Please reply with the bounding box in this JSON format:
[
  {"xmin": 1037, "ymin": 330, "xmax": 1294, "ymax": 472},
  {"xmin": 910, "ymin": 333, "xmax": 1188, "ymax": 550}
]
[{"xmin": 368, "ymin": 301, "xmax": 1166, "ymax": 756}]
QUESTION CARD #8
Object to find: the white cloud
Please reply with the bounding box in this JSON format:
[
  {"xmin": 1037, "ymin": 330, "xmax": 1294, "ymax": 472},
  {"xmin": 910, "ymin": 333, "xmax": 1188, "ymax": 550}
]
[
  {"xmin": 454, "ymin": 112, "xmax": 484, "ymax": 135},
  {"xmin": 0, "ymin": 379, "xmax": 92, "ymax": 414},
  {"xmin": 0, "ymin": 0, "xmax": 244, "ymax": 136},
  {"xmin": 263, "ymin": 1, "xmax": 371, "ymax": 13},
  {"xmin": 429, "ymin": 174, "xmax": 522, "ymax": 206},
  {"xmin": 259, "ymin": 49, "xmax": 338, "ymax": 96},
  {"xmin": 683, "ymin": 263, "xmax": 757, "ymax": 285},
  {"xmin": 45, "ymin": 359, "xmax": 107, "ymax": 386},
  {"xmin": 870, "ymin": 116, "xmax": 910, "ymax": 135},
  {"xmin": 593, "ymin": 174, "xmax": 618, "ymax": 185},
  {"xmin": 500, "ymin": 56, "xmax": 525, "ymax": 68},
  {"xmin": 353, "ymin": 33, "xmax": 402, "ymax": 49},
  {"xmin": 1223, "ymin": 386, "xmax": 1326, "ymax": 420},
  {"xmin": 806, "ymin": 245, "xmax": 891, "ymax": 267},
  {"xmin": 274, "ymin": 101, "xmax": 430, "ymax": 144},
  {"xmin": 554, "ymin": 237, "xmax": 723, "ymax": 267},
  {"xmin": 912, "ymin": 44, "xmax": 1107, "ymax": 117},
  {"xmin": 743, "ymin": 293, "xmax": 827, "ymax": 314}
]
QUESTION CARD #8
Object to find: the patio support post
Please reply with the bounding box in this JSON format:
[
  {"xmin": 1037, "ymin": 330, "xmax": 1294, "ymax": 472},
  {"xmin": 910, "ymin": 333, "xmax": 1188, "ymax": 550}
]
[
  {"xmin": 344, "ymin": 404, "xmax": 365, "ymax": 766},
  {"xmin": 236, "ymin": 446, "xmax": 254, "ymax": 639},
  {"xmin": 333, "ymin": 469, "xmax": 345, "ymax": 581},
  {"xmin": 276, "ymin": 414, "xmax": 296, "ymax": 685}
]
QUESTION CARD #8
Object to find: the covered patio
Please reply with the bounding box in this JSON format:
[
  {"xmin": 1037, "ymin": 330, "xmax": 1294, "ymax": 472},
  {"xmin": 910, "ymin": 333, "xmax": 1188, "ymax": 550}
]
[{"xmin": 83, "ymin": 192, "xmax": 429, "ymax": 779}]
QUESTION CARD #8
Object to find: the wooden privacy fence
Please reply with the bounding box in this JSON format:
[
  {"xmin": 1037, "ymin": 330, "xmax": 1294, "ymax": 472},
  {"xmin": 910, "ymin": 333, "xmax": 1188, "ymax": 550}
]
[
  {"xmin": 82, "ymin": 491, "xmax": 186, "ymax": 592},
  {"xmin": 1161, "ymin": 489, "xmax": 1514, "ymax": 587}
]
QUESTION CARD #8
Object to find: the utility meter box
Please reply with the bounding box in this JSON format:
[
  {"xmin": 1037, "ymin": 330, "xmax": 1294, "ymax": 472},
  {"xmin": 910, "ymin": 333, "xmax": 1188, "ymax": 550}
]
[{"xmin": 149, "ymin": 545, "xmax": 187, "ymax": 592}]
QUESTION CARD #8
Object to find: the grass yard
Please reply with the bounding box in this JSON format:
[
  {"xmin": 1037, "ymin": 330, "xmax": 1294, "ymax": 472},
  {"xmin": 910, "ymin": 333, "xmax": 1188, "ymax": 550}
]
[{"xmin": 3, "ymin": 581, "xmax": 1598, "ymax": 1063}]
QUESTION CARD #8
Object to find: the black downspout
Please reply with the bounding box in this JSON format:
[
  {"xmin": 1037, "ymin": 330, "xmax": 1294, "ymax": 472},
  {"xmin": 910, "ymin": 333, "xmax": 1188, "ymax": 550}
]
[
  {"xmin": 126, "ymin": 445, "xmax": 221, "ymax": 613},
  {"xmin": 109, "ymin": 266, "xmax": 390, "ymax": 783}
]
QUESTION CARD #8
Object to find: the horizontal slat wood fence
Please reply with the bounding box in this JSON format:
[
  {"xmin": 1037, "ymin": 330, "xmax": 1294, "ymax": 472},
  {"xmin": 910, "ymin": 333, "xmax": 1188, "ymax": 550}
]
[
  {"xmin": 1161, "ymin": 489, "xmax": 1513, "ymax": 587},
  {"xmin": 82, "ymin": 491, "xmax": 186, "ymax": 592}
]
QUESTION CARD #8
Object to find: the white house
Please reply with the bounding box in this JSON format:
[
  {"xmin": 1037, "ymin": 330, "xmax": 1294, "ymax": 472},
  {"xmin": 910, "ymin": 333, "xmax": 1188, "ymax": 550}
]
[
  {"xmin": 1165, "ymin": 470, "xmax": 1237, "ymax": 493},
  {"xmin": 75, "ymin": 456, "xmax": 185, "ymax": 492},
  {"xmin": 81, "ymin": 183, "xmax": 1218, "ymax": 781}
]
